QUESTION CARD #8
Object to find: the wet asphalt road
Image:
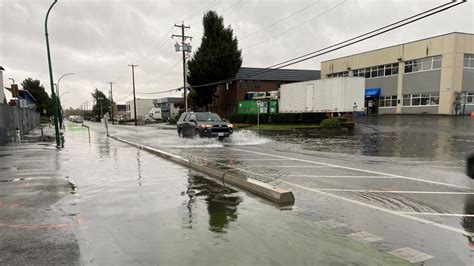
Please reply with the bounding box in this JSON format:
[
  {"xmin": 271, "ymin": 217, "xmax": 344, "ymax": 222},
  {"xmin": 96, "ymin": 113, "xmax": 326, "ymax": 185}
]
[
  {"xmin": 59, "ymin": 122, "xmax": 408, "ymax": 265},
  {"xmin": 95, "ymin": 115, "xmax": 474, "ymax": 265}
]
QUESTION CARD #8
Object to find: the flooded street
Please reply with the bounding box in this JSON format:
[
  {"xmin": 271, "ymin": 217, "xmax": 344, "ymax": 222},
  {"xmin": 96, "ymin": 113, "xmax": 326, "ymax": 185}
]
[
  {"xmin": 87, "ymin": 115, "xmax": 474, "ymax": 265},
  {"xmin": 59, "ymin": 122, "xmax": 407, "ymax": 265},
  {"xmin": 273, "ymin": 115, "xmax": 474, "ymax": 162}
]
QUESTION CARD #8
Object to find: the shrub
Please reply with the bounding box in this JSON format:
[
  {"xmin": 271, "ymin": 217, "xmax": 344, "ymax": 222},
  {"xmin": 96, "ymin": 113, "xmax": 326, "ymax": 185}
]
[
  {"xmin": 270, "ymin": 113, "xmax": 300, "ymax": 124},
  {"xmin": 320, "ymin": 118, "xmax": 341, "ymax": 128},
  {"xmin": 229, "ymin": 113, "xmax": 246, "ymax": 123},
  {"xmin": 301, "ymin": 113, "xmax": 327, "ymax": 124},
  {"xmin": 245, "ymin": 114, "xmax": 268, "ymax": 124}
]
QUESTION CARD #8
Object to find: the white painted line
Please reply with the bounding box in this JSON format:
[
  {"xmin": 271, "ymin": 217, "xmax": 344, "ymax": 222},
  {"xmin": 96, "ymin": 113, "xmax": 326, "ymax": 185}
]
[
  {"xmin": 388, "ymin": 247, "xmax": 433, "ymax": 263},
  {"xmin": 253, "ymin": 165, "xmax": 334, "ymax": 168},
  {"xmin": 347, "ymin": 231, "xmax": 383, "ymax": 243},
  {"xmin": 281, "ymin": 180, "xmax": 468, "ymax": 235},
  {"xmin": 225, "ymin": 147, "xmax": 471, "ymax": 189},
  {"xmin": 396, "ymin": 212, "xmax": 474, "ymax": 217},
  {"xmin": 316, "ymin": 188, "xmax": 474, "ymax": 195},
  {"xmin": 203, "ymin": 158, "xmax": 290, "ymax": 161},
  {"xmin": 190, "ymin": 156, "xmax": 273, "ymax": 177},
  {"xmin": 287, "ymin": 175, "xmax": 393, "ymax": 179},
  {"xmin": 315, "ymin": 219, "xmax": 347, "ymax": 229}
]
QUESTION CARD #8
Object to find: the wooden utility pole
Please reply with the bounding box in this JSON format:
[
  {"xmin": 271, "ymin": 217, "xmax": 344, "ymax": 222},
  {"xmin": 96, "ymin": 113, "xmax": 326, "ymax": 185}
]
[
  {"xmin": 108, "ymin": 81, "xmax": 115, "ymax": 124},
  {"xmin": 128, "ymin": 64, "xmax": 138, "ymax": 126},
  {"xmin": 172, "ymin": 23, "xmax": 192, "ymax": 112}
]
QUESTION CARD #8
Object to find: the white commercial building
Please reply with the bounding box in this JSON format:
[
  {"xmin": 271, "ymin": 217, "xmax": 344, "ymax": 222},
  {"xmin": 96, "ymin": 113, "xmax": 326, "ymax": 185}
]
[
  {"xmin": 321, "ymin": 32, "xmax": 474, "ymax": 115},
  {"xmin": 126, "ymin": 98, "xmax": 154, "ymax": 121}
]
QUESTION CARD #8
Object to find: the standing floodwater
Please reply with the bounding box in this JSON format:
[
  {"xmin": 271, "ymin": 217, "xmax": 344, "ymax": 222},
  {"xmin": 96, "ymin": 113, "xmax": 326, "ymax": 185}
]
[{"xmin": 272, "ymin": 115, "xmax": 474, "ymax": 161}]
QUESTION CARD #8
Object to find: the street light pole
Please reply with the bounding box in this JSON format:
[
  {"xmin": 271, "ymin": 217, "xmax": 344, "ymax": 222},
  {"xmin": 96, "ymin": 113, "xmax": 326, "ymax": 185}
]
[
  {"xmin": 44, "ymin": 0, "xmax": 60, "ymax": 148},
  {"xmin": 56, "ymin": 73, "xmax": 74, "ymax": 129},
  {"xmin": 56, "ymin": 73, "xmax": 74, "ymax": 98}
]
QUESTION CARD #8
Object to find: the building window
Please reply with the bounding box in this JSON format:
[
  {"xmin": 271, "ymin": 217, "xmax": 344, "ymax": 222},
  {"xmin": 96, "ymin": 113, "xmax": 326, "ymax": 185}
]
[
  {"xmin": 404, "ymin": 56, "xmax": 442, "ymax": 73},
  {"xmin": 353, "ymin": 63, "xmax": 398, "ymax": 78},
  {"xmin": 379, "ymin": 95, "xmax": 398, "ymax": 108},
  {"xmin": 402, "ymin": 92, "xmax": 439, "ymax": 106},
  {"xmin": 467, "ymin": 92, "xmax": 474, "ymax": 104},
  {"xmin": 241, "ymin": 80, "xmax": 245, "ymax": 89},
  {"xmin": 253, "ymin": 80, "xmax": 261, "ymax": 88},
  {"xmin": 327, "ymin": 71, "xmax": 348, "ymax": 78},
  {"xmin": 464, "ymin": 54, "xmax": 474, "ymax": 68}
]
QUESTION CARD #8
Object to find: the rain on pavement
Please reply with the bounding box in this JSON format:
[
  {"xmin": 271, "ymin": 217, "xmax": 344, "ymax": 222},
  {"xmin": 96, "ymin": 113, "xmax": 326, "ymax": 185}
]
[
  {"xmin": 90, "ymin": 115, "xmax": 474, "ymax": 265},
  {"xmin": 58, "ymin": 121, "xmax": 409, "ymax": 265}
]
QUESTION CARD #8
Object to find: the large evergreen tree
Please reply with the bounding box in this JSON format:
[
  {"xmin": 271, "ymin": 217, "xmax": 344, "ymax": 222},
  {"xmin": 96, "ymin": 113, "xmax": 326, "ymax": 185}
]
[
  {"xmin": 187, "ymin": 10, "xmax": 242, "ymax": 108},
  {"xmin": 91, "ymin": 89, "xmax": 112, "ymax": 120},
  {"xmin": 21, "ymin": 78, "xmax": 51, "ymax": 116}
]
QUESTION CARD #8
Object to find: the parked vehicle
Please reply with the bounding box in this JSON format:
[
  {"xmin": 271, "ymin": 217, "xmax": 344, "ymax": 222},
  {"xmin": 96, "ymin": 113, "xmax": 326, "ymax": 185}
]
[
  {"xmin": 177, "ymin": 112, "xmax": 233, "ymax": 139},
  {"xmin": 74, "ymin": 116, "xmax": 83, "ymax": 123},
  {"xmin": 148, "ymin": 108, "xmax": 163, "ymax": 121},
  {"xmin": 279, "ymin": 77, "xmax": 365, "ymax": 113},
  {"xmin": 143, "ymin": 114, "xmax": 156, "ymax": 123}
]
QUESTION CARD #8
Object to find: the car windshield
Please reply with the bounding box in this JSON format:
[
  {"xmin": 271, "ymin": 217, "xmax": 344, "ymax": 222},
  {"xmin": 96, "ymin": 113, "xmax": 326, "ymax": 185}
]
[{"xmin": 196, "ymin": 113, "xmax": 221, "ymax": 121}]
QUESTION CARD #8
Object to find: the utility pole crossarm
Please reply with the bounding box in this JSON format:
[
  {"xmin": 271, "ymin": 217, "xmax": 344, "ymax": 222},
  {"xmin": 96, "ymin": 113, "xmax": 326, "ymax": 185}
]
[{"xmin": 172, "ymin": 23, "xmax": 192, "ymax": 113}]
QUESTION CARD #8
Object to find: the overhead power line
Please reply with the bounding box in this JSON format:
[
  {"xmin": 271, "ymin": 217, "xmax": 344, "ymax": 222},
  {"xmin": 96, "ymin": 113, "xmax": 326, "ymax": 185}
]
[
  {"xmin": 239, "ymin": 0, "xmax": 321, "ymax": 41},
  {"xmin": 190, "ymin": 0, "xmax": 345, "ymax": 63},
  {"xmin": 187, "ymin": 0, "xmax": 465, "ymax": 89}
]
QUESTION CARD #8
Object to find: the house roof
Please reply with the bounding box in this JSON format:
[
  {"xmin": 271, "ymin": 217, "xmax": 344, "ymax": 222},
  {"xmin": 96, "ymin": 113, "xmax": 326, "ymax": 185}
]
[
  {"xmin": 235, "ymin": 67, "xmax": 320, "ymax": 81},
  {"xmin": 19, "ymin": 90, "xmax": 36, "ymax": 102}
]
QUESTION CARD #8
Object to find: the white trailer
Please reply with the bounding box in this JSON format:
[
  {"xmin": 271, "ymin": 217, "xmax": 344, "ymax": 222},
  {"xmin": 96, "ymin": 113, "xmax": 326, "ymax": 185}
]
[{"xmin": 279, "ymin": 77, "xmax": 365, "ymax": 113}]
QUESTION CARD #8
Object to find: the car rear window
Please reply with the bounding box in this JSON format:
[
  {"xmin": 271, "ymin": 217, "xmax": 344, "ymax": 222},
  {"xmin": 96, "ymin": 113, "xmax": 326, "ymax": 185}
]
[{"xmin": 196, "ymin": 113, "xmax": 221, "ymax": 121}]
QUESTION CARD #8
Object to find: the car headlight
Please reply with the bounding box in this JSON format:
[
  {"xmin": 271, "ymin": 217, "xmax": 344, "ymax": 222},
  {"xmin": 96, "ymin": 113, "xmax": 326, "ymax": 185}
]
[
  {"xmin": 228, "ymin": 124, "xmax": 234, "ymax": 128},
  {"xmin": 200, "ymin": 124, "xmax": 212, "ymax": 128}
]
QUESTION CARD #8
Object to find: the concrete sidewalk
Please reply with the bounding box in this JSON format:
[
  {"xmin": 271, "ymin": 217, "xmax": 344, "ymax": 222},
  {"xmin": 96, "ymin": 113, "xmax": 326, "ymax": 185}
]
[
  {"xmin": 0, "ymin": 142, "xmax": 79, "ymax": 265},
  {"xmin": 20, "ymin": 124, "xmax": 57, "ymax": 143}
]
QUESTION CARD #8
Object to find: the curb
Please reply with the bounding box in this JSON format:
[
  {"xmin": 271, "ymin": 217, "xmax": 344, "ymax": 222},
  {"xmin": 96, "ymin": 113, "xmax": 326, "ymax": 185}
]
[{"xmin": 109, "ymin": 135, "xmax": 295, "ymax": 206}]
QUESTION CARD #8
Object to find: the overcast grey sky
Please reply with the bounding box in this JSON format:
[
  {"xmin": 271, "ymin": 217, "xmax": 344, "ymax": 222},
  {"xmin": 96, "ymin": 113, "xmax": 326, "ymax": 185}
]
[{"xmin": 1, "ymin": 0, "xmax": 472, "ymax": 109}]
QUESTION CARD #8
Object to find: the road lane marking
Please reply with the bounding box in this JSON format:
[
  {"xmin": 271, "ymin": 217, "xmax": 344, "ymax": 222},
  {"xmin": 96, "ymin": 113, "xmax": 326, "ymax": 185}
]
[
  {"xmin": 348, "ymin": 231, "xmax": 383, "ymax": 243},
  {"xmin": 315, "ymin": 188, "xmax": 474, "ymax": 194},
  {"xmin": 315, "ymin": 219, "xmax": 347, "ymax": 229},
  {"xmin": 396, "ymin": 212, "xmax": 474, "ymax": 217},
  {"xmin": 388, "ymin": 247, "xmax": 433, "ymax": 263},
  {"xmin": 281, "ymin": 180, "xmax": 468, "ymax": 235},
  {"xmin": 287, "ymin": 175, "xmax": 393, "ymax": 179},
  {"xmin": 0, "ymin": 223, "xmax": 68, "ymax": 229},
  {"xmin": 252, "ymin": 165, "xmax": 334, "ymax": 168},
  {"xmin": 225, "ymin": 147, "xmax": 471, "ymax": 189},
  {"xmin": 202, "ymin": 158, "xmax": 290, "ymax": 161}
]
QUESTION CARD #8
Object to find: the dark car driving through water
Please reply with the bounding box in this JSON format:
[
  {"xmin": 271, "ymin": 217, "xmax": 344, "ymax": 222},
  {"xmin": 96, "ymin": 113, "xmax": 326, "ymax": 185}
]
[{"xmin": 177, "ymin": 112, "xmax": 233, "ymax": 140}]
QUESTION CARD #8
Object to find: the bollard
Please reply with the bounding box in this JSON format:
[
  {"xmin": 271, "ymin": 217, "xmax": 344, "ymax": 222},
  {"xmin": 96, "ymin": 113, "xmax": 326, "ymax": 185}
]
[
  {"xmin": 88, "ymin": 127, "xmax": 91, "ymax": 143},
  {"xmin": 15, "ymin": 128, "xmax": 21, "ymax": 143},
  {"xmin": 468, "ymin": 154, "xmax": 474, "ymax": 179}
]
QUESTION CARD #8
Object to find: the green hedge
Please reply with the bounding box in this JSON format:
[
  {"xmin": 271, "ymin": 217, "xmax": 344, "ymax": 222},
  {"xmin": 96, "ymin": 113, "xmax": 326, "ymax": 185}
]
[
  {"xmin": 301, "ymin": 113, "xmax": 327, "ymax": 124},
  {"xmin": 269, "ymin": 113, "xmax": 300, "ymax": 124},
  {"xmin": 320, "ymin": 118, "xmax": 341, "ymax": 128},
  {"xmin": 229, "ymin": 113, "xmax": 247, "ymax": 123},
  {"xmin": 232, "ymin": 112, "xmax": 330, "ymax": 125}
]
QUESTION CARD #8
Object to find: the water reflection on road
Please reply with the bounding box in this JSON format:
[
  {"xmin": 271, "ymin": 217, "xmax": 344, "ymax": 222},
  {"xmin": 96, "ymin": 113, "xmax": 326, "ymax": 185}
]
[
  {"xmin": 273, "ymin": 115, "xmax": 474, "ymax": 161},
  {"xmin": 184, "ymin": 174, "xmax": 242, "ymax": 233}
]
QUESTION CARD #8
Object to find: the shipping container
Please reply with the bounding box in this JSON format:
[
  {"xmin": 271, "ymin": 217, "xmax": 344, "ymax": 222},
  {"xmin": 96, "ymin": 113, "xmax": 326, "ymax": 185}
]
[{"xmin": 278, "ymin": 77, "xmax": 365, "ymax": 113}]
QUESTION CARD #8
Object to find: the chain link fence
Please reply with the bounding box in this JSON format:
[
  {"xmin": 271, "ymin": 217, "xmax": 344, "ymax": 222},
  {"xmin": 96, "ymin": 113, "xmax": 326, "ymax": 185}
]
[{"xmin": 0, "ymin": 103, "xmax": 41, "ymax": 143}]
